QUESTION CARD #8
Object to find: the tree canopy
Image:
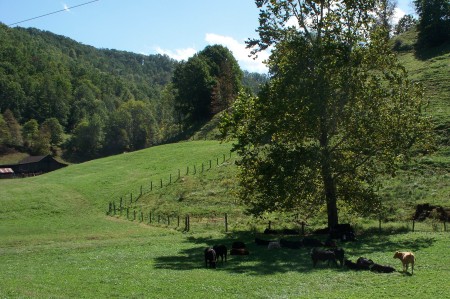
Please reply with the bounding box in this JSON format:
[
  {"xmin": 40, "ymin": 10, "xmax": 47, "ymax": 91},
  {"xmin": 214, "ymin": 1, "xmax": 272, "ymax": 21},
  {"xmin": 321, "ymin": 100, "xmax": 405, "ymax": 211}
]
[
  {"xmin": 172, "ymin": 45, "xmax": 243, "ymax": 128},
  {"xmin": 222, "ymin": 0, "xmax": 433, "ymax": 229},
  {"xmin": 414, "ymin": 0, "xmax": 450, "ymax": 47}
]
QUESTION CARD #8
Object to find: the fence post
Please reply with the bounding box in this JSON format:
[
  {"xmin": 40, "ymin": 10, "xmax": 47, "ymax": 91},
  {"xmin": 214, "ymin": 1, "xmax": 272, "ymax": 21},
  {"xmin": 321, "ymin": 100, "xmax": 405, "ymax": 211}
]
[
  {"xmin": 209, "ymin": 160, "xmax": 212, "ymax": 169},
  {"xmin": 168, "ymin": 216, "xmax": 170, "ymax": 226},
  {"xmin": 412, "ymin": 219, "xmax": 415, "ymax": 232},
  {"xmin": 108, "ymin": 202, "xmax": 112, "ymax": 214},
  {"xmin": 113, "ymin": 202, "xmax": 116, "ymax": 215},
  {"xmin": 140, "ymin": 185, "xmax": 143, "ymax": 196},
  {"xmin": 187, "ymin": 166, "xmax": 189, "ymax": 175},
  {"xmin": 120, "ymin": 197, "xmax": 123, "ymax": 210},
  {"xmin": 170, "ymin": 174, "xmax": 172, "ymax": 184},
  {"xmin": 194, "ymin": 165, "xmax": 196, "ymax": 174},
  {"xmin": 178, "ymin": 215, "xmax": 180, "ymax": 227},
  {"xmin": 149, "ymin": 212, "xmax": 152, "ymax": 224},
  {"xmin": 160, "ymin": 179, "xmax": 163, "ymax": 188},
  {"xmin": 150, "ymin": 181, "xmax": 153, "ymax": 191},
  {"xmin": 127, "ymin": 208, "xmax": 129, "ymax": 219},
  {"xmin": 134, "ymin": 210, "xmax": 136, "ymax": 221},
  {"xmin": 301, "ymin": 221, "xmax": 305, "ymax": 235},
  {"xmin": 141, "ymin": 212, "xmax": 143, "ymax": 222},
  {"xmin": 225, "ymin": 213, "xmax": 228, "ymax": 232},
  {"xmin": 202, "ymin": 163, "xmax": 204, "ymax": 173},
  {"xmin": 223, "ymin": 154, "xmax": 226, "ymax": 163},
  {"xmin": 217, "ymin": 157, "xmax": 219, "ymax": 165}
]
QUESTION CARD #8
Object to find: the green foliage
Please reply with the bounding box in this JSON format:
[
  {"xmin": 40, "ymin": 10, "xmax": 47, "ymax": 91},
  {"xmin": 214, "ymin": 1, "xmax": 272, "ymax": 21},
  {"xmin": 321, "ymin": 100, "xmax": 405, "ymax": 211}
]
[
  {"xmin": 225, "ymin": 1, "xmax": 434, "ymax": 228},
  {"xmin": 2, "ymin": 109, "xmax": 22, "ymax": 148},
  {"xmin": 414, "ymin": 0, "xmax": 450, "ymax": 47},
  {"xmin": 173, "ymin": 45, "xmax": 243, "ymax": 128},
  {"xmin": 395, "ymin": 14, "xmax": 417, "ymax": 35}
]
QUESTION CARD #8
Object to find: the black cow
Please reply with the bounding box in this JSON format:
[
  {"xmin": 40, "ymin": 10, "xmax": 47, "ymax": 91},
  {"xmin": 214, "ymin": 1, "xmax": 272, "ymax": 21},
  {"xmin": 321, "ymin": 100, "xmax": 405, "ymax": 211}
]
[
  {"xmin": 356, "ymin": 257, "xmax": 375, "ymax": 270},
  {"xmin": 311, "ymin": 248, "xmax": 337, "ymax": 267},
  {"xmin": 213, "ymin": 244, "xmax": 227, "ymax": 263},
  {"xmin": 332, "ymin": 248, "xmax": 345, "ymax": 267},
  {"xmin": 204, "ymin": 247, "xmax": 216, "ymax": 268},
  {"xmin": 370, "ymin": 263, "xmax": 396, "ymax": 273}
]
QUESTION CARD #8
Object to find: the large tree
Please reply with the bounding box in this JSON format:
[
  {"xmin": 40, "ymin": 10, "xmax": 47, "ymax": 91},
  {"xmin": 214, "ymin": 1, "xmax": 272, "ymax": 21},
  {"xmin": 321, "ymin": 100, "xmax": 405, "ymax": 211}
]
[
  {"xmin": 414, "ymin": 0, "xmax": 450, "ymax": 47},
  {"xmin": 222, "ymin": 0, "xmax": 433, "ymax": 229},
  {"xmin": 172, "ymin": 45, "xmax": 242, "ymax": 127}
]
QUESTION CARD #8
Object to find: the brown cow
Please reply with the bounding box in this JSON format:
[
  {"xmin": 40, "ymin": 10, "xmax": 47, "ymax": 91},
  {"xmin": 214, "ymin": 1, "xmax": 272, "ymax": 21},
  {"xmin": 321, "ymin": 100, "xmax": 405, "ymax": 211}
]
[{"xmin": 393, "ymin": 251, "xmax": 415, "ymax": 274}]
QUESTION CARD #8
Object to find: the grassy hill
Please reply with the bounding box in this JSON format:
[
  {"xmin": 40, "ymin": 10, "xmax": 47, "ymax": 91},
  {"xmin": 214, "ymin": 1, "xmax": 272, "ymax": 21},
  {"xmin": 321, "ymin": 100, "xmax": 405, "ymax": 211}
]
[{"xmin": 0, "ymin": 30, "xmax": 449, "ymax": 298}]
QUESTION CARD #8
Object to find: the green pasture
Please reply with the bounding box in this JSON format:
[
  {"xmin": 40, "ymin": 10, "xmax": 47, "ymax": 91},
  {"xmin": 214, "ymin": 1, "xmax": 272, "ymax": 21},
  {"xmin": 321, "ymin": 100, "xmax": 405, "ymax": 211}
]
[{"xmin": 1, "ymin": 140, "xmax": 449, "ymax": 298}]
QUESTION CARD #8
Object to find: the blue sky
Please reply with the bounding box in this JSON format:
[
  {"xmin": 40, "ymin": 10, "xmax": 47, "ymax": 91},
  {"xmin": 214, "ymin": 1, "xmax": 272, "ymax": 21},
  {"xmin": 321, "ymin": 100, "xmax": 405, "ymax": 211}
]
[{"xmin": 0, "ymin": 0, "xmax": 416, "ymax": 73}]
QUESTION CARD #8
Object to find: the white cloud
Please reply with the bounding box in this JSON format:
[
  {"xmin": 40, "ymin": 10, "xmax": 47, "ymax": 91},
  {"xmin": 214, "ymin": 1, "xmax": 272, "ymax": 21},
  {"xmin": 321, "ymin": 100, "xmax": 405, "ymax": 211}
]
[
  {"xmin": 155, "ymin": 47, "xmax": 197, "ymax": 61},
  {"xmin": 154, "ymin": 34, "xmax": 270, "ymax": 73},
  {"xmin": 63, "ymin": 3, "xmax": 70, "ymax": 12},
  {"xmin": 393, "ymin": 7, "xmax": 406, "ymax": 25},
  {"xmin": 205, "ymin": 33, "xmax": 269, "ymax": 73}
]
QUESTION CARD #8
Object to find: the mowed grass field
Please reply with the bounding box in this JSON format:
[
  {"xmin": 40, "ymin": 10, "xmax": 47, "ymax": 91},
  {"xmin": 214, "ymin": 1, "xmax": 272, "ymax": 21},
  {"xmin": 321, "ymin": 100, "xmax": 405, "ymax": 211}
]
[{"xmin": 1, "ymin": 140, "xmax": 449, "ymax": 298}]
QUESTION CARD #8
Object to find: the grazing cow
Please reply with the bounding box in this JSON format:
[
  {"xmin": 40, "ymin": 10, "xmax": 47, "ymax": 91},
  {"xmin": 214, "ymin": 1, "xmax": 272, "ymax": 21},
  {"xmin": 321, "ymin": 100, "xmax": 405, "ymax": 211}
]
[
  {"xmin": 213, "ymin": 244, "xmax": 227, "ymax": 263},
  {"xmin": 370, "ymin": 263, "xmax": 396, "ymax": 273},
  {"xmin": 356, "ymin": 257, "xmax": 375, "ymax": 270},
  {"xmin": 268, "ymin": 241, "xmax": 281, "ymax": 250},
  {"xmin": 311, "ymin": 248, "xmax": 337, "ymax": 267},
  {"xmin": 393, "ymin": 251, "xmax": 415, "ymax": 274},
  {"xmin": 302, "ymin": 237, "xmax": 324, "ymax": 247},
  {"xmin": 204, "ymin": 247, "xmax": 216, "ymax": 268},
  {"xmin": 280, "ymin": 239, "xmax": 303, "ymax": 249},
  {"xmin": 255, "ymin": 237, "xmax": 272, "ymax": 246}
]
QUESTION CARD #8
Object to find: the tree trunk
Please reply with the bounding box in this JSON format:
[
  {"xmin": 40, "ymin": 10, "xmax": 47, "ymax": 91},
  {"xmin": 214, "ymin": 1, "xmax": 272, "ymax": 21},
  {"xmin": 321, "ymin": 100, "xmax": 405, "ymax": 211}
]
[
  {"xmin": 322, "ymin": 161, "xmax": 339, "ymax": 230},
  {"xmin": 320, "ymin": 115, "xmax": 339, "ymax": 230}
]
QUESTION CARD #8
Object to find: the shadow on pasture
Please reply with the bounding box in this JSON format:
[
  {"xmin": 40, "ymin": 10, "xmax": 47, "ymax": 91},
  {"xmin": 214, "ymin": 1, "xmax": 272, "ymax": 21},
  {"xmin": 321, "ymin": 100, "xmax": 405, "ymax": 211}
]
[
  {"xmin": 153, "ymin": 231, "xmax": 436, "ymax": 275},
  {"xmin": 154, "ymin": 232, "xmax": 337, "ymax": 275}
]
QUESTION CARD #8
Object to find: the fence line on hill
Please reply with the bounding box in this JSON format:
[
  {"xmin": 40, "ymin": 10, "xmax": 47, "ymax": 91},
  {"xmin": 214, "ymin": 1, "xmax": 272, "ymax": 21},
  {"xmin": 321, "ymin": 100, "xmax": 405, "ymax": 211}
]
[
  {"xmin": 106, "ymin": 205, "xmax": 448, "ymax": 234},
  {"xmin": 109, "ymin": 150, "xmax": 234, "ymax": 210}
]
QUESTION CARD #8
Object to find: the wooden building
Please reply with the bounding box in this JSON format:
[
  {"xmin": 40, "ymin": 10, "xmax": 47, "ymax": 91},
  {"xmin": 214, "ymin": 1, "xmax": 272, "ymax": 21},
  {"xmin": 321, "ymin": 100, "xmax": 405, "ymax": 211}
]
[{"xmin": 0, "ymin": 155, "xmax": 67, "ymax": 178}]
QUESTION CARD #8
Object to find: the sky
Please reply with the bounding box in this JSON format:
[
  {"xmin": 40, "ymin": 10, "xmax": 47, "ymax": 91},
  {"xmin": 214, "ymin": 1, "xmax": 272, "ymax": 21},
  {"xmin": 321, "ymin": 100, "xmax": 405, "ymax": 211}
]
[{"xmin": 0, "ymin": 0, "xmax": 417, "ymax": 73}]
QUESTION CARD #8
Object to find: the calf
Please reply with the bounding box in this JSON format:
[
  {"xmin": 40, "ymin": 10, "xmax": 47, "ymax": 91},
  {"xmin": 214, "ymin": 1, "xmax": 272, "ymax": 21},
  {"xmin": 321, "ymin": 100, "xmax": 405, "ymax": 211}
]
[
  {"xmin": 204, "ymin": 247, "xmax": 216, "ymax": 268},
  {"xmin": 311, "ymin": 248, "xmax": 337, "ymax": 267},
  {"xmin": 232, "ymin": 241, "xmax": 246, "ymax": 249},
  {"xmin": 213, "ymin": 244, "xmax": 227, "ymax": 263},
  {"xmin": 393, "ymin": 251, "xmax": 415, "ymax": 274}
]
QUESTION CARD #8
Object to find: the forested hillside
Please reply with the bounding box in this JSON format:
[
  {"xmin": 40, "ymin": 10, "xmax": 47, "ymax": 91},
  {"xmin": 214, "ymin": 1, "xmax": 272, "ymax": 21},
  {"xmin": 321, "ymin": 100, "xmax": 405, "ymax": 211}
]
[{"xmin": 0, "ymin": 23, "xmax": 267, "ymax": 161}]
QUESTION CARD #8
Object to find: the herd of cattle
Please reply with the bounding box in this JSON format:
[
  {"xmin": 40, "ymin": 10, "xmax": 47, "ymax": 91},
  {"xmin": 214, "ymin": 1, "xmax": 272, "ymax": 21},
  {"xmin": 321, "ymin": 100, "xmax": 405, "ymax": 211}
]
[{"xmin": 204, "ymin": 225, "xmax": 415, "ymax": 275}]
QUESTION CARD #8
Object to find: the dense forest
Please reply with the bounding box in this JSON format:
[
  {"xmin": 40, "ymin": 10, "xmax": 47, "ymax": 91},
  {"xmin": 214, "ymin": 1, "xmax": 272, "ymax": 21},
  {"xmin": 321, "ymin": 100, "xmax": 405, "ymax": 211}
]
[{"xmin": 0, "ymin": 23, "xmax": 267, "ymax": 161}]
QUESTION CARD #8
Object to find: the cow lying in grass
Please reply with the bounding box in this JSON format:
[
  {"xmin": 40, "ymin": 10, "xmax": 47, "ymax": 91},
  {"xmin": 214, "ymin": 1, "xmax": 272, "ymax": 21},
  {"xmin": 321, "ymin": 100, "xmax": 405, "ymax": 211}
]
[
  {"xmin": 255, "ymin": 237, "xmax": 272, "ymax": 246},
  {"xmin": 393, "ymin": 251, "xmax": 415, "ymax": 274},
  {"xmin": 213, "ymin": 244, "xmax": 227, "ymax": 263},
  {"xmin": 345, "ymin": 257, "xmax": 396, "ymax": 273},
  {"xmin": 230, "ymin": 241, "xmax": 249, "ymax": 255},
  {"xmin": 204, "ymin": 247, "xmax": 216, "ymax": 268}
]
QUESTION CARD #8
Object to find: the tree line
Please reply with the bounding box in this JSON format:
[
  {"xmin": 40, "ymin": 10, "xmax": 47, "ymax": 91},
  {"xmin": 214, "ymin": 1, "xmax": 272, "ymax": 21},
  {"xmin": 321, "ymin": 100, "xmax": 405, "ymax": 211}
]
[{"xmin": 0, "ymin": 23, "xmax": 267, "ymax": 160}]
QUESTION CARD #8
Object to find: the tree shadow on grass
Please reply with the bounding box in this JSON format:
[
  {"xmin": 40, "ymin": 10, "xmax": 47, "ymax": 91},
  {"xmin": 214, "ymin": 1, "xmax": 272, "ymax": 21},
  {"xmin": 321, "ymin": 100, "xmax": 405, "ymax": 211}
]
[{"xmin": 153, "ymin": 231, "xmax": 436, "ymax": 275}]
